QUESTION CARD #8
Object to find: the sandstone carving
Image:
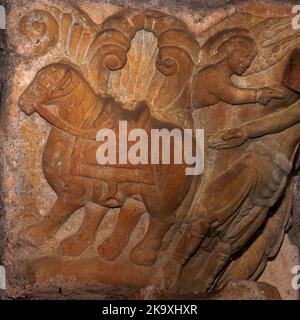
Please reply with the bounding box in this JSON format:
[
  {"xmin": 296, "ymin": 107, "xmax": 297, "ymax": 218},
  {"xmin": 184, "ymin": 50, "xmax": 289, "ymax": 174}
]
[
  {"xmin": 3, "ymin": 1, "xmax": 300, "ymax": 299},
  {"xmin": 19, "ymin": 62, "xmax": 194, "ymax": 267}
]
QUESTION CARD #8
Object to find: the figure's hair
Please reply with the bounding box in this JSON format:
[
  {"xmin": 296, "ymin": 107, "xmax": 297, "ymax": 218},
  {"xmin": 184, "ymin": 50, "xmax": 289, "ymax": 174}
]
[
  {"xmin": 200, "ymin": 28, "xmax": 257, "ymax": 66},
  {"xmin": 218, "ymin": 35, "xmax": 257, "ymax": 56}
]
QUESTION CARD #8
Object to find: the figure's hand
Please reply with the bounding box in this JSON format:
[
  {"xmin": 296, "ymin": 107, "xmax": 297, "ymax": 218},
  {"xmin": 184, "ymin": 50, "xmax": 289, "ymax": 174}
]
[
  {"xmin": 208, "ymin": 127, "xmax": 248, "ymax": 149},
  {"xmin": 256, "ymin": 85, "xmax": 285, "ymax": 106}
]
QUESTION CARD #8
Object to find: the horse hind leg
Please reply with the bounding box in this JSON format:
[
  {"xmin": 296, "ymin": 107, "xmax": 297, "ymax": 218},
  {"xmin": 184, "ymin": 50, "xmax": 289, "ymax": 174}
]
[
  {"xmin": 22, "ymin": 197, "xmax": 81, "ymax": 247},
  {"xmin": 130, "ymin": 212, "xmax": 175, "ymax": 266},
  {"xmin": 58, "ymin": 202, "xmax": 108, "ymax": 256},
  {"xmin": 98, "ymin": 198, "xmax": 145, "ymax": 261}
]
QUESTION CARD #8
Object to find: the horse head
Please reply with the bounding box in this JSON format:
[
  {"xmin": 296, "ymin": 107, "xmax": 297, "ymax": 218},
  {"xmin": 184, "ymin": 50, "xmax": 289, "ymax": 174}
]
[
  {"xmin": 19, "ymin": 63, "xmax": 99, "ymax": 130},
  {"xmin": 19, "ymin": 63, "xmax": 78, "ymax": 115}
]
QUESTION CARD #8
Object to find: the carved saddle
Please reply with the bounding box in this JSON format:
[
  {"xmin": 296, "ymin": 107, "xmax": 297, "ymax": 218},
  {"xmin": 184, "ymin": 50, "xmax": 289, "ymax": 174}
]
[{"xmin": 69, "ymin": 138, "xmax": 156, "ymax": 185}]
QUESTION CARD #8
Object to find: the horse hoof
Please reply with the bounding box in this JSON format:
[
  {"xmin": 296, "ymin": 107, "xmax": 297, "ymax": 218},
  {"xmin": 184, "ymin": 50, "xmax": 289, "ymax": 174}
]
[
  {"xmin": 130, "ymin": 245, "xmax": 157, "ymax": 266},
  {"xmin": 58, "ymin": 236, "xmax": 90, "ymax": 257},
  {"xmin": 20, "ymin": 224, "xmax": 48, "ymax": 247},
  {"xmin": 98, "ymin": 239, "xmax": 123, "ymax": 261}
]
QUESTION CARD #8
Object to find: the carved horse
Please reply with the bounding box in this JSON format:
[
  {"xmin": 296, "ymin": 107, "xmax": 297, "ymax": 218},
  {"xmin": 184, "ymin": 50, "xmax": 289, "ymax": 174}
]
[{"xmin": 19, "ymin": 63, "xmax": 194, "ymax": 266}]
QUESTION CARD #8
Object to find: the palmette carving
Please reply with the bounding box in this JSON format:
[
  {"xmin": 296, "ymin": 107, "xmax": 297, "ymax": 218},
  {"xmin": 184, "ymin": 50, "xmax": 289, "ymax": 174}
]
[
  {"xmin": 18, "ymin": 9, "xmax": 59, "ymax": 56},
  {"xmin": 12, "ymin": 2, "xmax": 300, "ymax": 298},
  {"xmin": 87, "ymin": 9, "xmax": 199, "ymax": 87}
]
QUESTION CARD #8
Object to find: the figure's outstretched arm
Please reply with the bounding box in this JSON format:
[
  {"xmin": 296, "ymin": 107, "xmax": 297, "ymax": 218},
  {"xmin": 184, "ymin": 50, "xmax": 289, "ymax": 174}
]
[
  {"xmin": 206, "ymin": 79, "xmax": 257, "ymax": 105},
  {"xmin": 206, "ymin": 76, "xmax": 285, "ymax": 106},
  {"xmin": 209, "ymin": 96, "xmax": 300, "ymax": 149},
  {"xmin": 243, "ymin": 98, "xmax": 300, "ymax": 138}
]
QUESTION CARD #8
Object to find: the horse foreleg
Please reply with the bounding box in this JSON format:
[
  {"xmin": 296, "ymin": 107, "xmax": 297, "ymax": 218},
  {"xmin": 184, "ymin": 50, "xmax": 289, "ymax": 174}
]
[
  {"xmin": 98, "ymin": 198, "xmax": 145, "ymax": 261},
  {"xmin": 130, "ymin": 216, "xmax": 174, "ymax": 266},
  {"xmin": 58, "ymin": 202, "xmax": 108, "ymax": 256},
  {"xmin": 22, "ymin": 198, "xmax": 80, "ymax": 247}
]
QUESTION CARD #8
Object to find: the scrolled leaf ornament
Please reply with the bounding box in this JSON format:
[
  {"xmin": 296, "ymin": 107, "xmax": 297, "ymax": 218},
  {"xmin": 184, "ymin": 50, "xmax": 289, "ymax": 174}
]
[
  {"xmin": 86, "ymin": 29, "xmax": 131, "ymax": 86},
  {"xmin": 86, "ymin": 9, "xmax": 200, "ymax": 87},
  {"xmin": 18, "ymin": 10, "xmax": 59, "ymax": 57},
  {"xmin": 156, "ymin": 54, "xmax": 179, "ymax": 76}
]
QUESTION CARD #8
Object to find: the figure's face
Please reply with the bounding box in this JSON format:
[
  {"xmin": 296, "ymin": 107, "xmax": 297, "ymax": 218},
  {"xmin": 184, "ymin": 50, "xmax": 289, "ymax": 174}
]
[{"xmin": 227, "ymin": 46, "xmax": 257, "ymax": 76}]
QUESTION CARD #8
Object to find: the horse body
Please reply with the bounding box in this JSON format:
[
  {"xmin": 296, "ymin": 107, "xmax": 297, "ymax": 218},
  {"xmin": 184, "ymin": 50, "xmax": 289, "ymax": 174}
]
[{"xmin": 19, "ymin": 63, "xmax": 194, "ymax": 265}]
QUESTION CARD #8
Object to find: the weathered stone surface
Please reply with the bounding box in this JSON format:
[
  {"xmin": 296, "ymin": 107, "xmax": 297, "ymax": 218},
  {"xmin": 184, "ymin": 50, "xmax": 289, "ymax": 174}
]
[
  {"xmin": 259, "ymin": 234, "xmax": 299, "ymax": 300},
  {"xmin": 210, "ymin": 280, "xmax": 282, "ymax": 300},
  {"xmin": 136, "ymin": 280, "xmax": 281, "ymax": 300},
  {"xmin": 1, "ymin": 0, "xmax": 300, "ymax": 300}
]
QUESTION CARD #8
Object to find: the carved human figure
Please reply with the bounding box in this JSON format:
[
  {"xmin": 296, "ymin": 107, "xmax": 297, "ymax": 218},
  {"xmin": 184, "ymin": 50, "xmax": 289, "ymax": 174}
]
[
  {"xmin": 192, "ymin": 29, "xmax": 284, "ymax": 109},
  {"xmin": 19, "ymin": 63, "xmax": 194, "ymax": 266},
  {"xmin": 161, "ymin": 48, "xmax": 300, "ymax": 293},
  {"xmin": 215, "ymin": 182, "xmax": 293, "ymax": 288}
]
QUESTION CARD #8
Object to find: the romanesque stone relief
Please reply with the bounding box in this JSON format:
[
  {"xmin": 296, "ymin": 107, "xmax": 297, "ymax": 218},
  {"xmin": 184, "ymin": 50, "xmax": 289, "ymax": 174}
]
[{"xmin": 3, "ymin": 0, "xmax": 300, "ymax": 299}]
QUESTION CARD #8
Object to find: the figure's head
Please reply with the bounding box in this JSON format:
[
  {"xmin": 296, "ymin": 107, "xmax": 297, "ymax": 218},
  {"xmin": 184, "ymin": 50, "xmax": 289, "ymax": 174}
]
[
  {"xmin": 202, "ymin": 29, "xmax": 258, "ymax": 76},
  {"xmin": 19, "ymin": 63, "xmax": 80, "ymax": 115},
  {"xmin": 220, "ymin": 36, "xmax": 258, "ymax": 75}
]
